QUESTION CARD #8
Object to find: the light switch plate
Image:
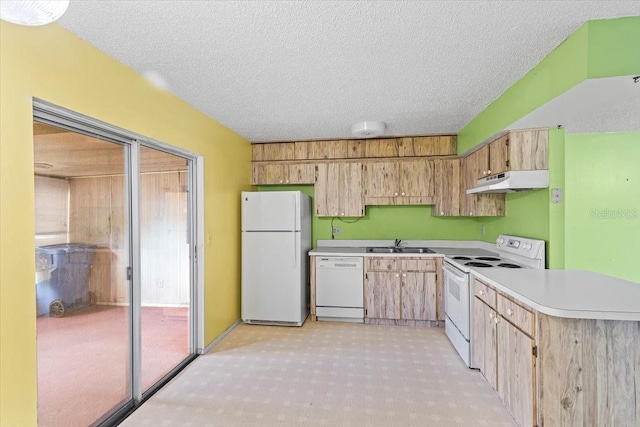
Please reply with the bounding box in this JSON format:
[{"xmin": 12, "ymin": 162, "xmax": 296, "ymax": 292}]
[{"xmin": 551, "ymin": 188, "xmax": 563, "ymax": 203}]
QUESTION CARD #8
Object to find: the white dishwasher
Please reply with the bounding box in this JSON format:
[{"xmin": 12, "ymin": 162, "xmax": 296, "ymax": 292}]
[{"xmin": 315, "ymin": 257, "xmax": 364, "ymax": 323}]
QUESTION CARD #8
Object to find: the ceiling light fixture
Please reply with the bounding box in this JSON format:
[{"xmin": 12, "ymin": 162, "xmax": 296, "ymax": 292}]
[
  {"xmin": 351, "ymin": 121, "xmax": 386, "ymax": 139},
  {"xmin": 0, "ymin": 1, "xmax": 69, "ymax": 26}
]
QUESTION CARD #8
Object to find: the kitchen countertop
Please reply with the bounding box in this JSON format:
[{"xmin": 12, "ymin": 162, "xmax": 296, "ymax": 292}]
[
  {"xmin": 309, "ymin": 240, "xmax": 498, "ymax": 257},
  {"xmin": 471, "ymin": 269, "xmax": 640, "ymax": 321}
]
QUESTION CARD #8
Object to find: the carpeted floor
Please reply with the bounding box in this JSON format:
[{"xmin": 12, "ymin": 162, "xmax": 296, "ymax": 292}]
[
  {"xmin": 37, "ymin": 305, "xmax": 189, "ymax": 427},
  {"xmin": 121, "ymin": 322, "xmax": 517, "ymax": 427}
]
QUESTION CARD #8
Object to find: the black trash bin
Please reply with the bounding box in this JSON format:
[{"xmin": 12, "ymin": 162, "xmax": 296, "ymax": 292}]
[{"xmin": 36, "ymin": 243, "xmax": 97, "ymax": 317}]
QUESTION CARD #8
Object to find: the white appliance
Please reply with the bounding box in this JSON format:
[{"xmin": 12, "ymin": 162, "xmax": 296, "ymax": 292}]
[
  {"xmin": 241, "ymin": 191, "xmax": 311, "ymax": 326},
  {"xmin": 315, "ymin": 257, "xmax": 364, "ymax": 323},
  {"xmin": 466, "ymin": 170, "xmax": 549, "ymax": 194},
  {"xmin": 443, "ymin": 235, "xmax": 545, "ymax": 367}
]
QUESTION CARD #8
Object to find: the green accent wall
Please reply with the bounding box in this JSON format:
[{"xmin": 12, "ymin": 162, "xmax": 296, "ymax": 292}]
[
  {"xmin": 259, "ymin": 186, "xmax": 481, "ymax": 246},
  {"xmin": 565, "ymin": 132, "xmax": 640, "ymax": 282},
  {"xmin": 455, "ymin": 17, "xmax": 640, "ymax": 269}
]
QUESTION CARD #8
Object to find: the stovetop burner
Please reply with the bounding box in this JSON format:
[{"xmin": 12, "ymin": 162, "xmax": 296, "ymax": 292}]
[
  {"xmin": 476, "ymin": 257, "xmax": 501, "ymax": 261},
  {"xmin": 465, "ymin": 262, "xmax": 493, "ymax": 268},
  {"xmin": 498, "ymin": 263, "xmax": 522, "ymax": 268},
  {"xmin": 453, "ymin": 256, "xmax": 472, "ymax": 260}
]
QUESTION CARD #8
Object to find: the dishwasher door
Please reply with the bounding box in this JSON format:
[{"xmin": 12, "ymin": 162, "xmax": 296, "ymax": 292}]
[{"xmin": 315, "ymin": 257, "xmax": 364, "ymax": 321}]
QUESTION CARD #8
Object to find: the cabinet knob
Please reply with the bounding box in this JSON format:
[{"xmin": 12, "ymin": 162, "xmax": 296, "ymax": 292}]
[
  {"xmin": 395, "ymin": 274, "xmax": 399, "ymax": 278},
  {"xmin": 285, "ymin": 180, "xmax": 290, "ymax": 183},
  {"xmin": 441, "ymin": 211, "xmax": 445, "ymax": 216},
  {"xmin": 279, "ymin": 180, "xmax": 284, "ymax": 183},
  {"xmin": 482, "ymin": 170, "xmax": 487, "ymax": 176},
  {"xmin": 489, "ymin": 311, "xmax": 494, "ymax": 319},
  {"xmin": 401, "ymin": 192, "xmax": 405, "ymax": 196},
  {"xmin": 487, "ymin": 169, "xmax": 492, "ymax": 175},
  {"xmin": 334, "ymin": 212, "xmax": 338, "ymax": 215},
  {"xmin": 470, "ymin": 212, "xmax": 474, "ymax": 216},
  {"xmin": 341, "ymin": 212, "xmax": 345, "ymax": 216},
  {"xmin": 507, "ymin": 308, "xmax": 514, "ymax": 316},
  {"xmin": 479, "ymin": 289, "xmax": 484, "ymax": 296},
  {"xmin": 394, "ymin": 192, "xmax": 398, "ymax": 196},
  {"xmin": 494, "ymin": 317, "xmax": 500, "ymax": 324},
  {"xmin": 402, "ymin": 273, "xmax": 406, "ymax": 278}
]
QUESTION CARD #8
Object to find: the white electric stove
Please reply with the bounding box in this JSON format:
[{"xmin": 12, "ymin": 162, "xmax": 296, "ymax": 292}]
[{"xmin": 443, "ymin": 235, "xmax": 545, "ymax": 367}]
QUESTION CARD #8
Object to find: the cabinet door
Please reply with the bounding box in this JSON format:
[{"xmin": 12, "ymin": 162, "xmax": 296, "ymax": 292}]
[
  {"xmin": 431, "ymin": 158, "xmax": 461, "ymax": 217},
  {"xmin": 497, "ymin": 318, "xmax": 536, "ymax": 427},
  {"xmin": 339, "ymin": 162, "xmax": 364, "ymax": 217},
  {"xmin": 489, "ymin": 135, "xmax": 509, "ymax": 175},
  {"xmin": 365, "ymin": 271, "xmax": 401, "ymax": 319},
  {"xmin": 251, "ymin": 163, "xmax": 287, "ymax": 185},
  {"xmin": 287, "ymin": 163, "xmax": 315, "ymax": 184},
  {"xmin": 399, "ymin": 159, "xmax": 434, "ymax": 204},
  {"xmin": 508, "ymin": 129, "xmax": 548, "ymax": 171},
  {"xmin": 401, "ymin": 272, "xmax": 437, "ymax": 321},
  {"xmin": 363, "ymin": 161, "xmax": 399, "ymax": 201},
  {"xmin": 472, "ymin": 298, "xmax": 498, "ymax": 390},
  {"xmin": 314, "ymin": 163, "xmax": 341, "ymax": 216}
]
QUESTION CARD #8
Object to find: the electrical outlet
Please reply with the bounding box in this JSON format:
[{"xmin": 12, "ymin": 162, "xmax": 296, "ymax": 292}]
[
  {"xmin": 480, "ymin": 224, "xmax": 486, "ymax": 236},
  {"xmin": 332, "ymin": 227, "xmax": 341, "ymax": 235},
  {"xmin": 158, "ymin": 280, "xmax": 164, "ymax": 288}
]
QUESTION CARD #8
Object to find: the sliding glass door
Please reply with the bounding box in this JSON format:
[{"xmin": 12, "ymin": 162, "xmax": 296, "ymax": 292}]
[
  {"xmin": 33, "ymin": 102, "xmax": 198, "ymax": 426},
  {"xmin": 139, "ymin": 146, "xmax": 193, "ymax": 392}
]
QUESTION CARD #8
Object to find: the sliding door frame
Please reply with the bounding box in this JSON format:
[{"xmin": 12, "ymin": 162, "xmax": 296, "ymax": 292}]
[{"xmin": 33, "ymin": 99, "xmax": 205, "ymax": 423}]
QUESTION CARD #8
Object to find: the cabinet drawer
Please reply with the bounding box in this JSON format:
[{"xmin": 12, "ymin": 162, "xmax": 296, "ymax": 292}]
[
  {"xmin": 474, "ymin": 279, "xmax": 496, "ymax": 309},
  {"xmin": 497, "ymin": 294, "xmax": 535, "ymax": 337},
  {"xmin": 366, "ymin": 258, "xmax": 399, "ymax": 271},
  {"xmin": 400, "ymin": 258, "xmax": 436, "ymax": 272}
]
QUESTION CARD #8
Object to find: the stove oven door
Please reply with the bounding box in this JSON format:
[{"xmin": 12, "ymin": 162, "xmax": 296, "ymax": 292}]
[{"xmin": 443, "ymin": 262, "xmax": 470, "ymax": 339}]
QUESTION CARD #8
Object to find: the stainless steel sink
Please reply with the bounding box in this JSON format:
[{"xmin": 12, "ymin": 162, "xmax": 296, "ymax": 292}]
[
  {"xmin": 366, "ymin": 247, "xmax": 397, "ymax": 253},
  {"xmin": 366, "ymin": 247, "xmax": 435, "ymax": 254},
  {"xmin": 395, "ymin": 247, "xmax": 435, "ymax": 254}
]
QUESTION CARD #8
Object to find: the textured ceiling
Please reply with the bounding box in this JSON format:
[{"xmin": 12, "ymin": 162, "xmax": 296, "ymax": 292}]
[{"xmin": 57, "ymin": 1, "xmax": 640, "ymax": 142}]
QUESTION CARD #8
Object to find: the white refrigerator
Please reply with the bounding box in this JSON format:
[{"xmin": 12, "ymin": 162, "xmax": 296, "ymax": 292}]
[{"xmin": 241, "ymin": 191, "xmax": 311, "ymax": 326}]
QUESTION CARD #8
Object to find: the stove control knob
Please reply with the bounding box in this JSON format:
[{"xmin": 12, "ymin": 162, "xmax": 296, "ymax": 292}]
[
  {"xmin": 512, "ymin": 241, "xmax": 520, "ymax": 248},
  {"xmin": 523, "ymin": 243, "xmax": 532, "ymax": 250},
  {"xmin": 496, "ymin": 238, "xmax": 504, "ymax": 244}
]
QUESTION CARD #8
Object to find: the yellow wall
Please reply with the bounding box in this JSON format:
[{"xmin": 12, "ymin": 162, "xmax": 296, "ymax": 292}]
[{"xmin": 0, "ymin": 21, "xmax": 251, "ymax": 425}]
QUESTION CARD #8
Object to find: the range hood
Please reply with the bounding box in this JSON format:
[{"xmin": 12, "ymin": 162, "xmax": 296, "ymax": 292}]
[{"xmin": 466, "ymin": 170, "xmax": 549, "ymax": 194}]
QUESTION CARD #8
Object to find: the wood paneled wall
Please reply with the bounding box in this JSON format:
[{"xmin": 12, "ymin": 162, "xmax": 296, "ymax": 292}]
[
  {"xmin": 68, "ymin": 172, "xmax": 189, "ymax": 306},
  {"xmin": 34, "ymin": 176, "xmax": 69, "ymax": 245}
]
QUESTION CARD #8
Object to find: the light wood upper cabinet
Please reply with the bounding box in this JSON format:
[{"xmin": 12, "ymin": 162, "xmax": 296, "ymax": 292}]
[
  {"xmin": 363, "ymin": 159, "xmax": 435, "ymax": 206},
  {"xmin": 252, "ymin": 143, "xmax": 296, "ymax": 161},
  {"xmin": 487, "ymin": 129, "xmax": 548, "ymax": 176},
  {"xmin": 314, "ymin": 162, "xmax": 364, "ymax": 217},
  {"xmin": 431, "ymin": 158, "xmax": 461, "ymax": 217},
  {"xmin": 462, "ymin": 147, "xmax": 505, "ymax": 217},
  {"xmin": 251, "ymin": 162, "xmax": 315, "ymax": 185},
  {"xmin": 251, "ymin": 135, "xmax": 456, "ymax": 161}
]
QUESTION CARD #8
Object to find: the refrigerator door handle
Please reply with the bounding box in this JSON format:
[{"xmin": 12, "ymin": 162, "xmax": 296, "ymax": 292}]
[{"xmin": 293, "ymin": 231, "xmax": 298, "ymax": 267}]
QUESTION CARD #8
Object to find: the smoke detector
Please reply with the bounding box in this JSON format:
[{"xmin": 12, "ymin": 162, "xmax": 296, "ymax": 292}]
[{"xmin": 351, "ymin": 121, "xmax": 385, "ymax": 139}]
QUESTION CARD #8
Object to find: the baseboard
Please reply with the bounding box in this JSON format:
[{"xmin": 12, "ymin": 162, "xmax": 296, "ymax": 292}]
[{"xmin": 200, "ymin": 319, "xmax": 242, "ymax": 354}]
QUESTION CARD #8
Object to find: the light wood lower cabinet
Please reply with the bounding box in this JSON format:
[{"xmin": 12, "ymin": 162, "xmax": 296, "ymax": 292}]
[
  {"xmin": 365, "ymin": 271, "xmax": 401, "ymax": 319},
  {"xmin": 497, "ymin": 316, "xmax": 536, "ymax": 427},
  {"xmin": 364, "ymin": 257, "xmax": 441, "ymax": 325},
  {"xmin": 472, "ymin": 297, "xmax": 498, "ymax": 390},
  {"xmin": 476, "ymin": 276, "xmax": 640, "ymax": 427}
]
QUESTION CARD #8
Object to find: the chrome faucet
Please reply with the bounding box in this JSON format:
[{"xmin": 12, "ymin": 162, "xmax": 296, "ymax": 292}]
[{"xmin": 394, "ymin": 239, "xmax": 403, "ymax": 247}]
